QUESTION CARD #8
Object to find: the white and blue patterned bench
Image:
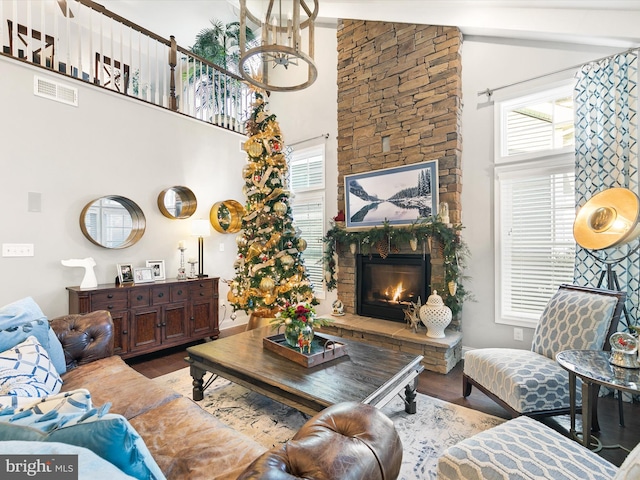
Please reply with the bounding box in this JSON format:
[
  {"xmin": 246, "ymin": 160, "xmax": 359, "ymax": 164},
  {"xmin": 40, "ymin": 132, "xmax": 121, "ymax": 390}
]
[{"xmin": 437, "ymin": 416, "xmax": 639, "ymax": 480}]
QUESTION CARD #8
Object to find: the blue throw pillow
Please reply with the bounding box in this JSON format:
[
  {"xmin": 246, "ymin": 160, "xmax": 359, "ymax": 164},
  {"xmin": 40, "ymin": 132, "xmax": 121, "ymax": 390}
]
[
  {"xmin": 0, "ymin": 406, "xmax": 165, "ymax": 480},
  {"xmin": 0, "ymin": 298, "xmax": 66, "ymax": 375},
  {"xmin": 0, "ymin": 297, "xmax": 47, "ymax": 329},
  {"xmin": 0, "ymin": 319, "xmax": 51, "ymax": 355},
  {"xmin": 46, "ymin": 326, "xmax": 66, "ymax": 375}
]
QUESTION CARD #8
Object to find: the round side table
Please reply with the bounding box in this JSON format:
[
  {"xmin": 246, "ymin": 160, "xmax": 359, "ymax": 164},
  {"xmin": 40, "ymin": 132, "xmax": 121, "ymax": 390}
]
[{"xmin": 556, "ymin": 349, "xmax": 640, "ymax": 450}]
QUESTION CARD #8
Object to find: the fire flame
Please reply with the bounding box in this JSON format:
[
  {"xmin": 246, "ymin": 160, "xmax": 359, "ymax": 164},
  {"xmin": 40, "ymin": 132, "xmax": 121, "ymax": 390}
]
[{"xmin": 389, "ymin": 283, "xmax": 404, "ymax": 303}]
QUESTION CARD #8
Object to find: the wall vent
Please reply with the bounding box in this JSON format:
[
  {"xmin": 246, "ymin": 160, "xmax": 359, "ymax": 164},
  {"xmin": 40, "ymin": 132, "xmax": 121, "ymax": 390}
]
[{"xmin": 33, "ymin": 76, "xmax": 78, "ymax": 107}]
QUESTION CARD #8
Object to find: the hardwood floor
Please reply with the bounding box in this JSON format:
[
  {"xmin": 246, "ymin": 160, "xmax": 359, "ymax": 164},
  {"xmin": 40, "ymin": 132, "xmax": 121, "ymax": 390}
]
[{"xmin": 128, "ymin": 326, "xmax": 639, "ymax": 468}]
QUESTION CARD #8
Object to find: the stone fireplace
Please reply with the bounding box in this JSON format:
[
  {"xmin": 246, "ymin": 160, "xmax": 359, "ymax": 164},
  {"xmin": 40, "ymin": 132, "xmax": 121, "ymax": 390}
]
[
  {"xmin": 317, "ymin": 20, "xmax": 464, "ymax": 374},
  {"xmin": 335, "ymin": 20, "xmax": 463, "ymax": 323}
]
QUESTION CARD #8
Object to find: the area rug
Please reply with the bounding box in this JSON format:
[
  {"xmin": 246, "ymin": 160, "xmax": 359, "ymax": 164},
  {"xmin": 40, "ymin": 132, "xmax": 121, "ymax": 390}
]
[{"xmin": 153, "ymin": 367, "xmax": 505, "ymax": 479}]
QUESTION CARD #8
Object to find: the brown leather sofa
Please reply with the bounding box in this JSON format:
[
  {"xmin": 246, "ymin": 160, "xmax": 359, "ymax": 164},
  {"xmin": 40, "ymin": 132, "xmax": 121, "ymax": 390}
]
[{"xmin": 51, "ymin": 311, "xmax": 402, "ymax": 480}]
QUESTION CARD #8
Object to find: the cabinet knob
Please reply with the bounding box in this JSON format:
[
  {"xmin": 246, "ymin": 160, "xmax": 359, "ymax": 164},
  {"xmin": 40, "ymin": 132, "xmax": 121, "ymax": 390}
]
[
  {"xmin": 107, "ymin": 294, "xmax": 113, "ymax": 299},
  {"xmin": 123, "ymin": 330, "xmax": 128, "ymax": 335},
  {"xmin": 199, "ymin": 283, "xmax": 205, "ymax": 287},
  {"xmin": 157, "ymin": 324, "xmax": 162, "ymax": 328},
  {"xmin": 158, "ymin": 292, "xmax": 164, "ymax": 298},
  {"xmin": 177, "ymin": 290, "xmax": 183, "ymax": 295},
  {"xmin": 107, "ymin": 305, "xmax": 113, "ymax": 310},
  {"xmin": 137, "ymin": 295, "xmax": 143, "ymax": 301},
  {"xmin": 200, "ymin": 292, "xmax": 205, "ymax": 296},
  {"xmin": 162, "ymin": 322, "xmax": 166, "ymax": 327}
]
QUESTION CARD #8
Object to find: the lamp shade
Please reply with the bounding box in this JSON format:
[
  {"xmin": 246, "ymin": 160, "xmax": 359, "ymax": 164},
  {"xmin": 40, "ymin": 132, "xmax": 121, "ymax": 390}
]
[
  {"xmin": 573, "ymin": 187, "xmax": 640, "ymax": 250},
  {"xmin": 191, "ymin": 219, "xmax": 211, "ymax": 237}
]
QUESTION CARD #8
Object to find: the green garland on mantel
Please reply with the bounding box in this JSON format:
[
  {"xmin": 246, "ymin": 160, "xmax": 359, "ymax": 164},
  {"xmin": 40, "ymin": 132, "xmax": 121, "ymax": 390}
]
[{"xmin": 322, "ymin": 217, "xmax": 470, "ymax": 316}]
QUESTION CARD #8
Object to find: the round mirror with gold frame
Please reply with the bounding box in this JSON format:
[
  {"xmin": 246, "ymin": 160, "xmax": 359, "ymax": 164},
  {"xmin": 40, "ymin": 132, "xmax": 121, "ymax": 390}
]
[
  {"xmin": 80, "ymin": 196, "xmax": 146, "ymax": 249},
  {"xmin": 158, "ymin": 186, "xmax": 197, "ymax": 219},
  {"xmin": 210, "ymin": 200, "xmax": 244, "ymax": 233}
]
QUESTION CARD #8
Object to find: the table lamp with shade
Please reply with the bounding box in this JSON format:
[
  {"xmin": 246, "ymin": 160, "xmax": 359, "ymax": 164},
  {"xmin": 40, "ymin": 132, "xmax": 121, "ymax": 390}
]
[
  {"xmin": 573, "ymin": 187, "xmax": 640, "ymax": 330},
  {"xmin": 191, "ymin": 219, "xmax": 211, "ymax": 278}
]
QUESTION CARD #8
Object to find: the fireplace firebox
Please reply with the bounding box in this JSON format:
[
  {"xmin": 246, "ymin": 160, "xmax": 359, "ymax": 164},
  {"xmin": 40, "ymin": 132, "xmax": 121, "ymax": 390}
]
[{"xmin": 356, "ymin": 254, "xmax": 430, "ymax": 322}]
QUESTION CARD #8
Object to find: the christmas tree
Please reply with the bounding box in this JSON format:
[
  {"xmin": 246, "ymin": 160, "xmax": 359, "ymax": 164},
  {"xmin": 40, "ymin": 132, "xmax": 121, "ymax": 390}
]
[{"xmin": 227, "ymin": 93, "xmax": 316, "ymax": 316}]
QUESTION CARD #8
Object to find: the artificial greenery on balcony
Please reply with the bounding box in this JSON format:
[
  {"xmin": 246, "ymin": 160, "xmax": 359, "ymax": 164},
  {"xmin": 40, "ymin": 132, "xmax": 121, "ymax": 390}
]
[{"xmin": 323, "ymin": 218, "xmax": 470, "ymax": 316}]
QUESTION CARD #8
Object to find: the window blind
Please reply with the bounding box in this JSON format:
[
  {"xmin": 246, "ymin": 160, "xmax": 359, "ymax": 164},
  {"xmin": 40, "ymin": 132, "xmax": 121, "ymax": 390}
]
[
  {"xmin": 289, "ymin": 144, "xmax": 326, "ymax": 296},
  {"xmin": 499, "ymin": 168, "xmax": 576, "ymax": 321},
  {"xmin": 291, "ymin": 197, "xmax": 325, "ymax": 292}
]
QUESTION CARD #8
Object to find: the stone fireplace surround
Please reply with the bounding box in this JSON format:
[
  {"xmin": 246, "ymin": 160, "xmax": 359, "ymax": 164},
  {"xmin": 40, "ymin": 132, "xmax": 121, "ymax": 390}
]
[
  {"xmin": 320, "ymin": 243, "xmax": 462, "ymax": 374},
  {"xmin": 324, "ymin": 20, "xmax": 464, "ymax": 373}
]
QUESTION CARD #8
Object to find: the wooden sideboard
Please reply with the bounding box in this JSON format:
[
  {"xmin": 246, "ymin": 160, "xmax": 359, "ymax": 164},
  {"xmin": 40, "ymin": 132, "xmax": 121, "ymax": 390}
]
[{"xmin": 67, "ymin": 277, "xmax": 219, "ymax": 359}]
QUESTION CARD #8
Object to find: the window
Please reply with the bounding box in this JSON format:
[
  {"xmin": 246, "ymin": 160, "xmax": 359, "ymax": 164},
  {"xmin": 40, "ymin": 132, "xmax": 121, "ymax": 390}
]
[
  {"xmin": 289, "ymin": 145, "xmax": 326, "ymax": 297},
  {"xmin": 495, "ymin": 83, "xmax": 577, "ymax": 327}
]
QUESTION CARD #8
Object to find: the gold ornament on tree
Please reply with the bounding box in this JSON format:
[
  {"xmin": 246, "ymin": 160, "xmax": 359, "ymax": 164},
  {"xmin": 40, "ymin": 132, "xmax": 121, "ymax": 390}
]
[
  {"xmin": 259, "ymin": 277, "xmax": 275, "ymax": 292},
  {"xmin": 245, "ymin": 140, "xmax": 264, "ymax": 157},
  {"xmin": 280, "ymin": 254, "xmax": 295, "ymax": 267},
  {"xmin": 273, "ymin": 201, "xmax": 287, "ymax": 216},
  {"xmin": 236, "ymin": 234, "xmax": 248, "ymax": 247}
]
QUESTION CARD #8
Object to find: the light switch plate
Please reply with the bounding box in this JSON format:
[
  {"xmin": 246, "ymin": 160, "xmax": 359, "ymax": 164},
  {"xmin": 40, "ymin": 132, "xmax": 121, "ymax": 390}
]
[{"xmin": 2, "ymin": 243, "xmax": 35, "ymax": 257}]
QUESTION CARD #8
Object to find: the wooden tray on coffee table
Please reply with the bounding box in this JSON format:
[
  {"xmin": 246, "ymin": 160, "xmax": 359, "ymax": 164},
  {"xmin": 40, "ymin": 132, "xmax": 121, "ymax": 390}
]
[{"xmin": 263, "ymin": 333, "xmax": 348, "ymax": 367}]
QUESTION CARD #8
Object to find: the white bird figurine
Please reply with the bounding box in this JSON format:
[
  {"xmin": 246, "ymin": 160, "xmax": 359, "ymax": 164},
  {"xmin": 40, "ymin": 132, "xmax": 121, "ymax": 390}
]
[{"xmin": 61, "ymin": 257, "xmax": 98, "ymax": 289}]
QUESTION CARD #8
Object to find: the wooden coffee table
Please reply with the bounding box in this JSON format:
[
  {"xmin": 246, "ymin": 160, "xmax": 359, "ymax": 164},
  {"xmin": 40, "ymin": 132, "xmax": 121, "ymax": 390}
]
[{"xmin": 185, "ymin": 327, "xmax": 424, "ymax": 416}]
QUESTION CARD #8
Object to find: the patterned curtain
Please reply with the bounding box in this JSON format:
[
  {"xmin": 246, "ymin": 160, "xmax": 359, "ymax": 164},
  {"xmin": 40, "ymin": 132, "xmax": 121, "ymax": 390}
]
[{"xmin": 573, "ymin": 51, "xmax": 639, "ymax": 330}]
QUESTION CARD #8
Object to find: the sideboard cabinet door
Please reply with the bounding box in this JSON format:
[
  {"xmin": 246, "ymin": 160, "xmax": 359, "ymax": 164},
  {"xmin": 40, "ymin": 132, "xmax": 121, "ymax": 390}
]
[{"xmin": 189, "ymin": 279, "xmax": 219, "ymax": 338}]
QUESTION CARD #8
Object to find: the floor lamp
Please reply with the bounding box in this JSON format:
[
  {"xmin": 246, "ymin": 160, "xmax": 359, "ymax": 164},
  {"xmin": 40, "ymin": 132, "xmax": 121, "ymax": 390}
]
[
  {"xmin": 574, "ymin": 187, "xmax": 640, "ymax": 330},
  {"xmin": 573, "ymin": 187, "xmax": 640, "ymax": 425}
]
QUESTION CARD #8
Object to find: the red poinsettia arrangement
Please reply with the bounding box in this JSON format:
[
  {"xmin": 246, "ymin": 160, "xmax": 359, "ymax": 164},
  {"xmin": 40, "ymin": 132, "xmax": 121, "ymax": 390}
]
[{"xmin": 271, "ymin": 302, "xmax": 330, "ymax": 331}]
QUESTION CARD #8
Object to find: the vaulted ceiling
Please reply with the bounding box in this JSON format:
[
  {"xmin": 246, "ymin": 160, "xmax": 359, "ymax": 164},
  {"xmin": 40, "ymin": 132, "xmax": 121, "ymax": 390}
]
[{"xmin": 97, "ymin": 0, "xmax": 640, "ymax": 50}]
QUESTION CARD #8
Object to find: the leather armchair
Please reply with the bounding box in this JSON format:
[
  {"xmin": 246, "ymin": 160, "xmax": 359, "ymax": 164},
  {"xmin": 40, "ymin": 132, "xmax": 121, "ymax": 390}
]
[
  {"xmin": 237, "ymin": 401, "xmax": 403, "ymax": 480},
  {"xmin": 50, "ymin": 310, "xmax": 114, "ymax": 370}
]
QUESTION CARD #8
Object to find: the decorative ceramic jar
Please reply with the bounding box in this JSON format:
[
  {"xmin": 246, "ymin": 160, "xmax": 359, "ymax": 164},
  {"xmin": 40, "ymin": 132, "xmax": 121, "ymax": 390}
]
[{"xmin": 419, "ymin": 290, "xmax": 452, "ymax": 338}]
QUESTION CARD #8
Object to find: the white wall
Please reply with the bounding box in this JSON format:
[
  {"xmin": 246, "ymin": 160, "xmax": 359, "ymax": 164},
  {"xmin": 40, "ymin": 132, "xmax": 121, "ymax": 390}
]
[
  {"xmin": 460, "ymin": 38, "xmax": 620, "ymax": 348},
  {"xmin": 0, "ymin": 56, "xmax": 248, "ymax": 329}
]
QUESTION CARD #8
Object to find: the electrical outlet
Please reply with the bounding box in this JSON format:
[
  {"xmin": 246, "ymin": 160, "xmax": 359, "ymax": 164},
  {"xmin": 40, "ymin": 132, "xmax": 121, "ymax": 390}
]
[
  {"xmin": 2, "ymin": 243, "xmax": 34, "ymax": 257},
  {"xmin": 513, "ymin": 327, "xmax": 524, "ymax": 341}
]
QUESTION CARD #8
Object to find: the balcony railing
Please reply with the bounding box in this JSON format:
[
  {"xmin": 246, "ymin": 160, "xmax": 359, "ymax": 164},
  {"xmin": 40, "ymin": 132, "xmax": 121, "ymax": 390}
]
[{"xmin": 0, "ymin": 0, "xmax": 253, "ymax": 134}]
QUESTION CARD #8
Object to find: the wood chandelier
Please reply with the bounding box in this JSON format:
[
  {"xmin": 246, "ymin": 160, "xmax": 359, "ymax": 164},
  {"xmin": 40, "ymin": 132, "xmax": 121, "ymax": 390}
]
[{"xmin": 239, "ymin": 0, "xmax": 319, "ymax": 92}]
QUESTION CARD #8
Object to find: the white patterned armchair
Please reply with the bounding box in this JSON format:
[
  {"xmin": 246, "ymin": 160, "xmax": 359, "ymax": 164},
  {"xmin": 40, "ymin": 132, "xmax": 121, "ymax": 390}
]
[
  {"xmin": 437, "ymin": 415, "xmax": 640, "ymax": 480},
  {"xmin": 463, "ymin": 284, "xmax": 625, "ymax": 423}
]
